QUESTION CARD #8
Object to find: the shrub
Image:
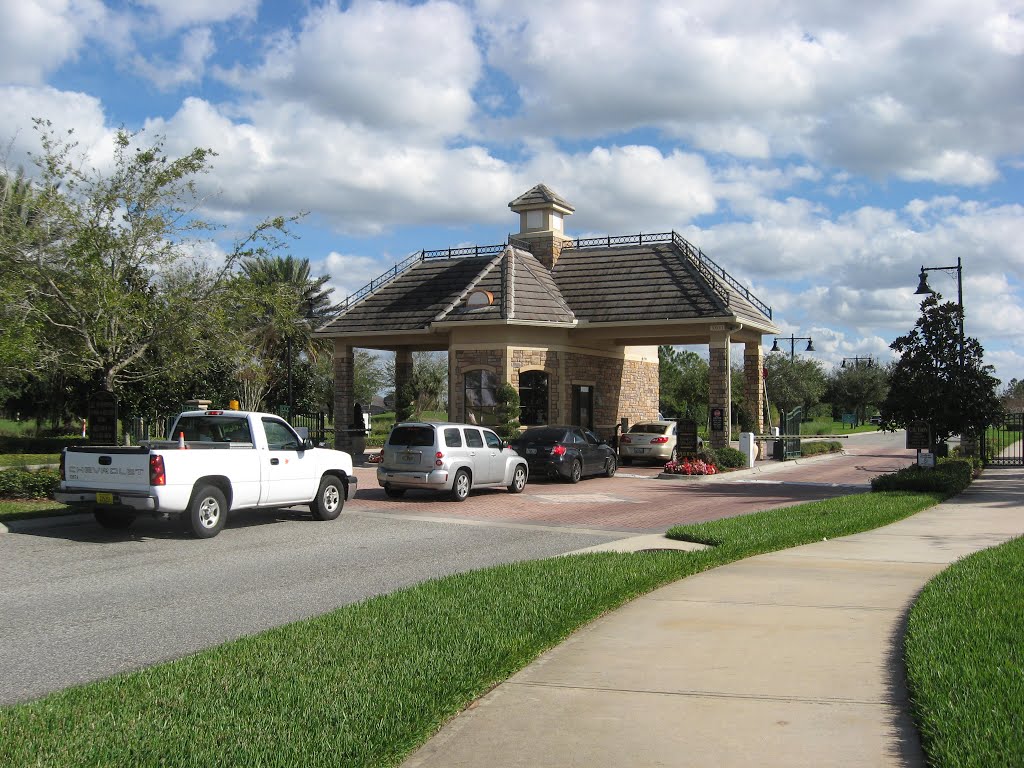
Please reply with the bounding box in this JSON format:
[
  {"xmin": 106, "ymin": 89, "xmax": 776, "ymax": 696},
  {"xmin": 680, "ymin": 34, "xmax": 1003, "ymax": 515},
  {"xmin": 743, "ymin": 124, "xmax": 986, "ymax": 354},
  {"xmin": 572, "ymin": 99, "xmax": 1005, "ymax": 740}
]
[
  {"xmin": 0, "ymin": 468, "xmax": 61, "ymax": 499},
  {"xmin": 0, "ymin": 435, "xmax": 83, "ymax": 454},
  {"xmin": 713, "ymin": 446, "xmax": 747, "ymax": 468},
  {"xmin": 870, "ymin": 458, "xmax": 973, "ymax": 496},
  {"xmin": 494, "ymin": 383, "xmax": 521, "ymax": 441},
  {"xmin": 801, "ymin": 440, "xmax": 843, "ymax": 457}
]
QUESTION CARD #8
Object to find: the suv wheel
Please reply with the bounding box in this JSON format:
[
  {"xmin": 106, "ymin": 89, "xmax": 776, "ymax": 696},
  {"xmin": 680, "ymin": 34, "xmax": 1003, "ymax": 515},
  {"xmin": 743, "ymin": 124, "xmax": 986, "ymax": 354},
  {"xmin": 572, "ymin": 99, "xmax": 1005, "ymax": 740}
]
[
  {"xmin": 507, "ymin": 464, "xmax": 527, "ymax": 493},
  {"xmin": 568, "ymin": 460, "xmax": 583, "ymax": 484},
  {"xmin": 451, "ymin": 469, "xmax": 472, "ymax": 501},
  {"xmin": 384, "ymin": 483, "xmax": 406, "ymax": 499}
]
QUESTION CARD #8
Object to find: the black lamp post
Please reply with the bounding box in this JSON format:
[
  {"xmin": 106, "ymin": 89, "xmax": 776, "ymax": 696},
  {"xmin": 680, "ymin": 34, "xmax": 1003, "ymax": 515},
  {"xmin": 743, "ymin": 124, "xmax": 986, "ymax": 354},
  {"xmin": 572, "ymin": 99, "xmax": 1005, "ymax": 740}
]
[
  {"xmin": 770, "ymin": 334, "xmax": 815, "ymax": 362},
  {"xmin": 841, "ymin": 356, "xmax": 874, "ymax": 368},
  {"xmin": 914, "ymin": 256, "xmax": 964, "ymax": 366}
]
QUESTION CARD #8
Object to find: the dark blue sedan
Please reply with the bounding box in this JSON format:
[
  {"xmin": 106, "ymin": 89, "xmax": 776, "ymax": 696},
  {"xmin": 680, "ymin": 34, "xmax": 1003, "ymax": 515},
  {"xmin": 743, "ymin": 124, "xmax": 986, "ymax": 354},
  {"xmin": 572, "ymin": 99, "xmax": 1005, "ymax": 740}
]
[{"xmin": 510, "ymin": 425, "xmax": 617, "ymax": 483}]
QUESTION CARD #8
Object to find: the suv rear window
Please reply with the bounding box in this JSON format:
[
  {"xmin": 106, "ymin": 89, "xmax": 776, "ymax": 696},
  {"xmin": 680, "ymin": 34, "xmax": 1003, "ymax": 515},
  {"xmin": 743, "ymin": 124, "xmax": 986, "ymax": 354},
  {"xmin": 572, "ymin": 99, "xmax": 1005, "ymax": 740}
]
[{"xmin": 388, "ymin": 425, "xmax": 435, "ymax": 447}]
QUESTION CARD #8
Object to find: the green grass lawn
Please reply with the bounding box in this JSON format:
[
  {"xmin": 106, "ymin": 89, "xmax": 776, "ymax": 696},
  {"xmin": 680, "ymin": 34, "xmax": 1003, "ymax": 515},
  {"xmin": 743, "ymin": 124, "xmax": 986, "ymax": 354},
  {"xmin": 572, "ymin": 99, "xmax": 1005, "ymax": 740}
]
[
  {"xmin": 0, "ymin": 453, "xmax": 60, "ymax": 468},
  {"xmin": 801, "ymin": 419, "xmax": 880, "ymax": 436},
  {"xmin": 0, "ymin": 500, "xmax": 72, "ymax": 523},
  {"xmin": 904, "ymin": 535, "xmax": 1024, "ymax": 768},
  {"xmin": 0, "ymin": 490, "xmax": 941, "ymax": 768}
]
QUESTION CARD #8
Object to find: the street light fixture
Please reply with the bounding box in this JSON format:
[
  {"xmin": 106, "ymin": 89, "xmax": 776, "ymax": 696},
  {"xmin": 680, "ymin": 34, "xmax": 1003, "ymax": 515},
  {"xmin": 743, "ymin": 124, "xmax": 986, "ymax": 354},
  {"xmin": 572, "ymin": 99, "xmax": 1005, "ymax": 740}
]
[
  {"xmin": 914, "ymin": 257, "xmax": 965, "ymax": 365},
  {"xmin": 770, "ymin": 334, "xmax": 815, "ymax": 361},
  {"xmin": 841, "ymin": 356, "xmax": 874, "ymax": 368}
]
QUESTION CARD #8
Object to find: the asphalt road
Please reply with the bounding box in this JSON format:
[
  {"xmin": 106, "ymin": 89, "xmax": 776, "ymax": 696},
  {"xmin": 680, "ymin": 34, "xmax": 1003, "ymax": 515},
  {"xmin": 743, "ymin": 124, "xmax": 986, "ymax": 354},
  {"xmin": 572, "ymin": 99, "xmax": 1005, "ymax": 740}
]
[{"xmin": 0, "ymin": 429, "xmax": 912, "ymax": 707}]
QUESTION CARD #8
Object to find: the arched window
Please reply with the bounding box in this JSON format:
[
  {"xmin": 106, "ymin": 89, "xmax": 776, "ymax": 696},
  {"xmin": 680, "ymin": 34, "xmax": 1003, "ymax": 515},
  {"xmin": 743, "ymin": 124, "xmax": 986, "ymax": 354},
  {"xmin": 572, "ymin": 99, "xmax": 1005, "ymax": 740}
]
[
  {"xmin": 519, "ymin": 370, "xmax": 549, "ymax": 426},
  {"xmin": 464, "ymin": 369, "xmax": 499, "ymax": 425}
]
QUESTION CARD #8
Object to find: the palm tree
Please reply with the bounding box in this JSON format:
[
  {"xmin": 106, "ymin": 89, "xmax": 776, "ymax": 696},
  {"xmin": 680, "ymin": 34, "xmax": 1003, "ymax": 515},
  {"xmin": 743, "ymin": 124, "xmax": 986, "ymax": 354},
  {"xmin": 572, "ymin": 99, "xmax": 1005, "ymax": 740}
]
[{"xmin": 236, "ymin": 255, "xmax": 341, "ymax": 414}]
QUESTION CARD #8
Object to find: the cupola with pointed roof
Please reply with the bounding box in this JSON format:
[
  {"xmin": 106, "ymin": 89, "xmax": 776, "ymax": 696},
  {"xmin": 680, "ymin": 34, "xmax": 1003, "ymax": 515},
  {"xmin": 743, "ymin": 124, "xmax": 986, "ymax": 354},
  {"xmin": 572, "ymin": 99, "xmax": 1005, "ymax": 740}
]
[{"xmin": 508, "ymin": 184, "xmax": 575, "ymax": 269}]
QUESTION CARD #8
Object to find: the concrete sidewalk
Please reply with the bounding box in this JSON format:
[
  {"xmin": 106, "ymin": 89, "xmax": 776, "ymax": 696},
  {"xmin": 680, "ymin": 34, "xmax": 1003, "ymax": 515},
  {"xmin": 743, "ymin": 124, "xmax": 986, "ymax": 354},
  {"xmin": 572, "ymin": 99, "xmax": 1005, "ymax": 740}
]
[{"xmin": 402, "ymin": 465, "xmax": 1024, "ymax": 768}]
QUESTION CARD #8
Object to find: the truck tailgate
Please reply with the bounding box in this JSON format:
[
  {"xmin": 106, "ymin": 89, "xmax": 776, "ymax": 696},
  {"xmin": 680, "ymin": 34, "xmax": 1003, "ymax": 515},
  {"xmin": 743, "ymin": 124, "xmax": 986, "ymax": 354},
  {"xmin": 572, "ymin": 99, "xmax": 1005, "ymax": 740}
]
[{"xmin": 62, "ymin": 446, "xmax": 151, "ymax": 491}]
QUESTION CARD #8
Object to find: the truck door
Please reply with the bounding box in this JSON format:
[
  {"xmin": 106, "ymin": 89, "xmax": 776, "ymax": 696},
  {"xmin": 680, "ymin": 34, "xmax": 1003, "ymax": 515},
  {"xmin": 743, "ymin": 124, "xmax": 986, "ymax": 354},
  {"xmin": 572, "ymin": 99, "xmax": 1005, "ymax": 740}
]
[{"xmin": 261, "ymin": 417, "xmax": 316, "ymax": 505}]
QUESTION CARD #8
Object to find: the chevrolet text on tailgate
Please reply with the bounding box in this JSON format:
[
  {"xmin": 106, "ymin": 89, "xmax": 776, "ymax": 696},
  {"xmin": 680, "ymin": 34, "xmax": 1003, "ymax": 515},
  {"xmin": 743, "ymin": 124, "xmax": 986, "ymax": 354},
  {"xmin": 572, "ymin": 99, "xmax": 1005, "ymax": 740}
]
[{"xmin": 56, "ymin": 410, "xmax": 358, "ymax": 538}]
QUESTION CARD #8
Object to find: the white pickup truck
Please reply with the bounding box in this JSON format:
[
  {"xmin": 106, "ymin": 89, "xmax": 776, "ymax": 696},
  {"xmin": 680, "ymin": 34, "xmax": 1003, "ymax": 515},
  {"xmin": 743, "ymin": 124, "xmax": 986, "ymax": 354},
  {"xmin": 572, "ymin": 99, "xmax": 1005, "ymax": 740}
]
[{"xmin": 55, "ymin": 409, "xmax": 358, "ymax": 538}]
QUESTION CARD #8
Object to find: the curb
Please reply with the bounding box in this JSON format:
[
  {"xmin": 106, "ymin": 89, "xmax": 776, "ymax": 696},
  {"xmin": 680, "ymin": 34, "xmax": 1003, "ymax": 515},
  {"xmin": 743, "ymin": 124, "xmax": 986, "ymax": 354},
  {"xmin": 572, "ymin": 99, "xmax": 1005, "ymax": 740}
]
[
  {"xmin": 0, "ymin": 512, "xmax": 93, "ymax": 534},
  {"xmin": 653, "ymin": 449, "xmax": 848, "ymax": 483}
]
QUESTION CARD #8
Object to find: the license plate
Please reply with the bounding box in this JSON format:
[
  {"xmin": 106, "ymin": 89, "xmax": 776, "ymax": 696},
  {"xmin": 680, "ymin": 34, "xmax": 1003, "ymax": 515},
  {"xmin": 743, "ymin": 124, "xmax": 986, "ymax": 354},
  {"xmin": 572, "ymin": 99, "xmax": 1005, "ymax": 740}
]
[
  {"xmin": 526, "ymin": 448, "xmax": 537, "ymax": 455},
  {"xmin": 96, "ymin": 492, "xmax": 114, "ymax": 504},
  {"xmin": 636, "ymin": 448, "xmax": 649, "ymax": 454},
  {"xmin": 400, "ymin": 453, "xmax": 418, "ymax": 464}
]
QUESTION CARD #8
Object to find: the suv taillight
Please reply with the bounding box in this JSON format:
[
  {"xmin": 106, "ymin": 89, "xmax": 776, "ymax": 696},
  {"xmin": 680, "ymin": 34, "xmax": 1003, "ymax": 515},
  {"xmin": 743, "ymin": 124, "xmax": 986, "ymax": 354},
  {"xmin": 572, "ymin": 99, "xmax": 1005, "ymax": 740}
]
[
  {"xmin": 551, "ymin": 445, "xmax": 567, "ymax": 456},
  {"xmin": 150, "ymin": 455, "xmax": 166, "ymax": 486},
  {"xmin": 435, "ymin": 451, "xmax": 444, "ymax": 467}
]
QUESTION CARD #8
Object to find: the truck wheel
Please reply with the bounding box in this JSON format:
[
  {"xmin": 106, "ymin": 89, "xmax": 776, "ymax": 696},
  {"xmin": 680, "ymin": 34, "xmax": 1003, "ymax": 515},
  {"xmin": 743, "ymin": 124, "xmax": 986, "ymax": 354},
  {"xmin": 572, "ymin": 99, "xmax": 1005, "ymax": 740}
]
[
  {"xmin": 507, "ymin": 464, "xmax": 527, "ymax": 493},
  {"xmin": 384, "ymin": 483, "xmax": 405, "ymax": 498},
  {"xmin": 311, "ymin": 475, "xmax": 344, "ymax": 521},
  {"xmin": 94, "ymin": 508, "xmax": 136, "ymax": 530},
  {"xmin": 450, "ymin": 469, "xmax": 471, "ymax": 501},
  {"xmin": 187, "ymin": 485, "xmax": 227, "ymax": 538}
]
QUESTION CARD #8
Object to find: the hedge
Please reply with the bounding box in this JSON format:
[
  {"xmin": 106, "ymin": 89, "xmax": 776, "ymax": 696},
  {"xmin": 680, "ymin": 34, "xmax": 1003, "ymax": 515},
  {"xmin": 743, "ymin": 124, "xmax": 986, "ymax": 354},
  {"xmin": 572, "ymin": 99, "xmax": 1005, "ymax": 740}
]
[
  {"xmin": 0, "ymin": 468, "xmax": 61, "ymax": 499},
  {"xmin": 870, "ymin": 458, "xmax": 974, "ymax": 497},
  {"xmin": 0, "ymin": 435, "xmax": 83, "ymax": 454},
  {"xmin": 801, "ymin": 440, "xmax": 843, "ymax": 457},
  {"xmin": 710, "ymin": 446, "xmax": 747, "ymax": 468}
]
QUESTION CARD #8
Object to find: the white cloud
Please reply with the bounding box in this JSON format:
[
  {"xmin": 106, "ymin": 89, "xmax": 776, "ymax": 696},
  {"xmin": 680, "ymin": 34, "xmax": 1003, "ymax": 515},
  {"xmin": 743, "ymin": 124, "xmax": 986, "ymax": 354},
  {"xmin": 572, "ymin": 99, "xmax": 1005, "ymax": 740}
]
[
  {"xmin": 478, "ymin": 0, "xmax": 1024, "ymax": 184},
  {"xmin": 0, "ymin": 0, "xmax": 107, "ymax": 84},
  {"xmin": 133, "ymin": 0, "xmax": 258, "ymax": 29},
  {"xmin": 132, "ymin": 27, "xmax": 216, "ymax": 90},
  {"xmin": 0, "ymin": 86, "xmax": 111, "ymax": 173},
  {"xmin": 229, "ymin": 0, "xmax": 481, "ymax": 138}
]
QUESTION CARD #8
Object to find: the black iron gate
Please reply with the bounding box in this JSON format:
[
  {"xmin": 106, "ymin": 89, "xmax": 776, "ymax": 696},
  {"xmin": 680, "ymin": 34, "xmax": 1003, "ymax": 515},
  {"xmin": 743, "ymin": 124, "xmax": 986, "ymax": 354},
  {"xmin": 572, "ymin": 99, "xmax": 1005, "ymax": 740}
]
[
  {"xmin": 983, "ymin": 413, "xmax": 1024, "ymax": 466},
  {"xmin": 777, "ymin": 406, "xmax": 803, "ymax": 461}
]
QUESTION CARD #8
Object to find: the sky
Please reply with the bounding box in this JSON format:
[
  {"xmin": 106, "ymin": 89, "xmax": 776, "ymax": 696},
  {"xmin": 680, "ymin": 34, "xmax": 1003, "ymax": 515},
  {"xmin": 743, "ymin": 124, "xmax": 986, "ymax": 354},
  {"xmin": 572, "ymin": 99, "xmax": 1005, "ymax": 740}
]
[{"xmin": 2, "ymin": 0, "xmax": 1023, "ymax": 385}]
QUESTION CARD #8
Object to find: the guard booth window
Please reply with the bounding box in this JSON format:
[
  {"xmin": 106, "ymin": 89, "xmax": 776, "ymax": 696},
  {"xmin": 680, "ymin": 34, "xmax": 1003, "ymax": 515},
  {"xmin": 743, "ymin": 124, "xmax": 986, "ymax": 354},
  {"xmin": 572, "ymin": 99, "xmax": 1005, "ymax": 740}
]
[{"xmin": 519, "ymin": 370, "xmax": 549, "ymax": 425}]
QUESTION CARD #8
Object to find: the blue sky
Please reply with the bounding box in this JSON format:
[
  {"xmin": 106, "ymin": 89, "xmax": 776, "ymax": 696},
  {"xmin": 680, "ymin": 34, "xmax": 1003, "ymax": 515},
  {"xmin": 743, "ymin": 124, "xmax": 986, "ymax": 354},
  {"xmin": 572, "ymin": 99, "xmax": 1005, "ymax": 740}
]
[{"xmin": 2, "ymin": 0, "xmax": 1023, "ymax": 383}]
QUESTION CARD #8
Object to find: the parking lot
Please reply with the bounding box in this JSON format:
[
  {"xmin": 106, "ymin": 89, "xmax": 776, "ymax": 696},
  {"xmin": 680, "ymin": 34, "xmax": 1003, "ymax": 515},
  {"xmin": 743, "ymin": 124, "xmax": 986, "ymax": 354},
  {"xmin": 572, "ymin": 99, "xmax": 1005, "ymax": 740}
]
[{"xmin": 349, "ymin": 430, "xmax": 914, "ymax": 533}]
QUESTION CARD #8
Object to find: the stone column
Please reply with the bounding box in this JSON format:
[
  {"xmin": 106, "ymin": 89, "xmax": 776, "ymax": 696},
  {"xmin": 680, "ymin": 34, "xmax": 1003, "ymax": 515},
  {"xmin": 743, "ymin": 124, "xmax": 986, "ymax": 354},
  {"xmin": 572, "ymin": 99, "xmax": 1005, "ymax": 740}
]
[
  {"xmin": 333, "ymin": 342, "xmax": 354, "ymax": 451},
  {"xmin": 708, "ymin": 328, "xmax": 732, "ymax": 450},
  {"xmin": 394, "ymin": 348, "xmax": 414, "ymax": 419},
  {"xmin": 744, "ymin": 341, "xmax": 766, "ymax": 458}
]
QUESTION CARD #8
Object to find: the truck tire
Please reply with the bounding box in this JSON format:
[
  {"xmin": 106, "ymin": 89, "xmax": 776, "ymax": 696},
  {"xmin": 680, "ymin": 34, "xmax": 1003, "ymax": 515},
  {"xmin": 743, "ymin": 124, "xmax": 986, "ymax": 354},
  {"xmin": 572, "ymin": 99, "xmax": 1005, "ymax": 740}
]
[
  {"xmin": 94, "ymin": 508, "xmax": 136, "ymax": 530},
  {"xmin": 311, "ymin": 475, "xmax": 344, "ymax": 521},
  {"xmin": 186, "ymin": 485, "xmax": 227, "ymax": 538},
  {"xmin": 507, "ymin": 464, "xmax": 527, "ymax": 493},
  {"xmin": 450, "ymin": 469, "xmax": 471, "ymax": 501}
]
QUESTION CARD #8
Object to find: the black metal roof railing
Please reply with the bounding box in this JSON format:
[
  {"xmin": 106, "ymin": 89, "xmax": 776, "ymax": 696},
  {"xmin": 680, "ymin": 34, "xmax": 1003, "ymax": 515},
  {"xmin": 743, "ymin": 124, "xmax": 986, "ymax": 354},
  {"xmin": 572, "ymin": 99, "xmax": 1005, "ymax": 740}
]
[{"xmin": 339, "ymin": 231, "xmax": 772, "ymax": 320}]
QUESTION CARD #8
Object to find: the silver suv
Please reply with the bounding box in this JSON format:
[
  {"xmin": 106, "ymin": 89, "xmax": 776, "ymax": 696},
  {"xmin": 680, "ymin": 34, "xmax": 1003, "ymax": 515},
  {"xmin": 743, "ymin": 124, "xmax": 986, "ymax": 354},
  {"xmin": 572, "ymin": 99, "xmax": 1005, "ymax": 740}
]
[{"xmin": 377, "ymin": 422, "xmax": 529, "ymax": 501}]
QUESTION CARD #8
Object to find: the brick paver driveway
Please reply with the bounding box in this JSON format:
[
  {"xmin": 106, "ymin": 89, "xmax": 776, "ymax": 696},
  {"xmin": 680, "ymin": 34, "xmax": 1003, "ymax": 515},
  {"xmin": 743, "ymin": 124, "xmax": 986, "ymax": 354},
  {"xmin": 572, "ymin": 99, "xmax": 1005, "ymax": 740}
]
[{"xmin": 349, "ymin": 431, "xmax": 913, "ymax": 533}]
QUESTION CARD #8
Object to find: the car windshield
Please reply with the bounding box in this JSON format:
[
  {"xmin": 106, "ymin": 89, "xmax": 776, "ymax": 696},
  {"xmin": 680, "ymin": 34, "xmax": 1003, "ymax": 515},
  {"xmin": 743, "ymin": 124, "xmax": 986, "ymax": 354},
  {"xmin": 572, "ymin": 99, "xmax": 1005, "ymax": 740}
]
[
  {"xmin": 515, "ymin": 427, "xmax": 567, "ymax": 444},
  {"xmin": 388, "ymin": 425, "xmax": 435, "ymax": 447},
  {"xmin": 630, "ymin": 423, "xmax": 669, "ymax": 434}
]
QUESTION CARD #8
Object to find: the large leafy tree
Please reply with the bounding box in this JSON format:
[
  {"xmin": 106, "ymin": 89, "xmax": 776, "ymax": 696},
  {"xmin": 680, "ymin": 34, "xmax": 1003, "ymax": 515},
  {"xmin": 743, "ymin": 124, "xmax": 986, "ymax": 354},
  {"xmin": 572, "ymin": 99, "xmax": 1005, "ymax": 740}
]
[
  {"xmin": 765, "ymin": 353, "xmax": 827, "ymax": 415},
  {"xmin": 1000, "ymin": 378, "xmax": 1024, "ymax": 412},
  {"xmin": 0, "ymin": 168, "xmax": 46, "ymax": 385},
  {"xmin": 659, "ymin": 346, "xmax": 709, "ymax": 421},
  {"xmin": 3, "ymin": 120, "xmax": 300, "ymax": 393},
  {"xmin": 827, "ymin": 362, "xmax": 889, "ymax": 426},
  {"xmin": 880, "ymin": 294, "xmax": 1001, "ymax": 446}
]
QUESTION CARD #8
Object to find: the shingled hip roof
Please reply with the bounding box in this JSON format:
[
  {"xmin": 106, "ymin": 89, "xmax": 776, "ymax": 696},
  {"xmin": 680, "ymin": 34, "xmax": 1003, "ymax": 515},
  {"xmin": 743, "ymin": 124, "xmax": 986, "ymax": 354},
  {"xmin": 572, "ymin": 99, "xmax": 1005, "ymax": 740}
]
[{"xmin": 317, "ymin": 232, "xmax": 776, "ymax": 337}]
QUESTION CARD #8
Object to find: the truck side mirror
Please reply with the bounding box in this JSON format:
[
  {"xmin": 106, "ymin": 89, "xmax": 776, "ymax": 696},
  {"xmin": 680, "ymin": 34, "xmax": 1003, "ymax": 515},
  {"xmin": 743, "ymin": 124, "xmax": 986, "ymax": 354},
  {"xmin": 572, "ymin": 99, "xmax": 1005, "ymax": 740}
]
[{"xmin": 301, "ymin": 438, "xmax": 315, "ymax": 451}]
